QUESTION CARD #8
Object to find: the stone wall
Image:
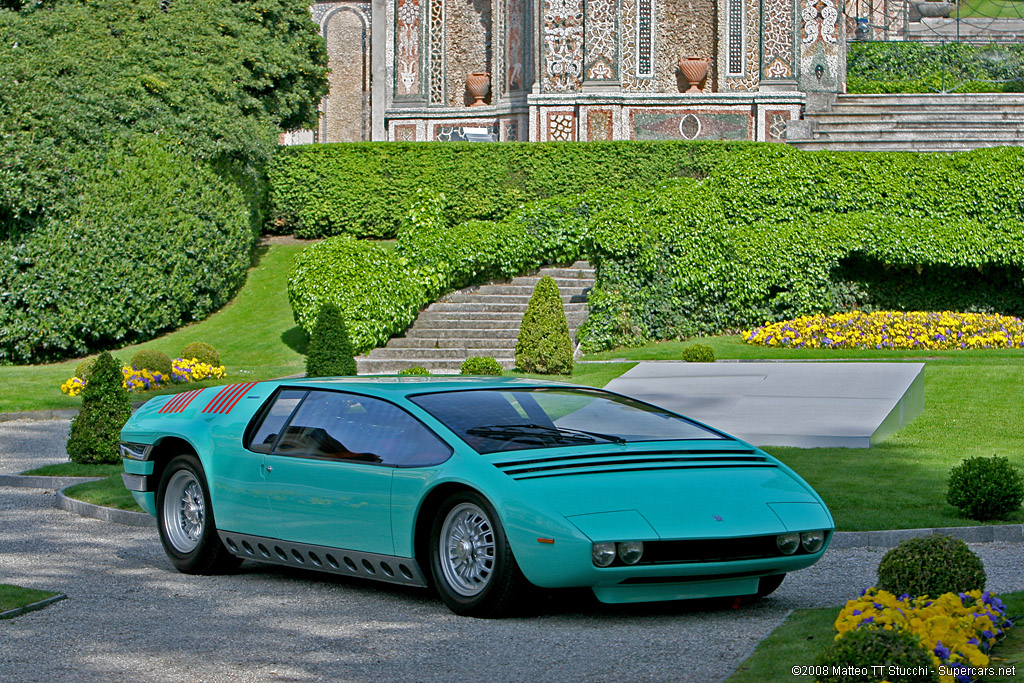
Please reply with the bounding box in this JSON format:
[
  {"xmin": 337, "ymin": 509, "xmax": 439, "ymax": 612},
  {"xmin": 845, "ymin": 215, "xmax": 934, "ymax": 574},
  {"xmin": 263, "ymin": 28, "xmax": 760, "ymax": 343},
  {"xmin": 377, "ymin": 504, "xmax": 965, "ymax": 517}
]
[
  {"xmin": 445, "ymin": 0, "xmax": 492, "ymax": 106},
  {"xmin": 656, "ymin": 0, "xmax": 716, "ymax": 93}
]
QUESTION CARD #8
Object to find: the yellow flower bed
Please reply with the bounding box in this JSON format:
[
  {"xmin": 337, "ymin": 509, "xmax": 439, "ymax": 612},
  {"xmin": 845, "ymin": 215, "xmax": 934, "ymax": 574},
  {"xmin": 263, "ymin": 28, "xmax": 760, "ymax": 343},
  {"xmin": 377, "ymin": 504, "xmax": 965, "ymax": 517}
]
[
  {"xmin": 743, "ymin": 311, "xmax": 1024, "ymax": 350},
  {"xmin": 60, "ymin": 358, "xmax": 227, "ymax": 395},
  {"xmin": 834, "ymin": 588, "xmax": 1012, "ymax": 682}
]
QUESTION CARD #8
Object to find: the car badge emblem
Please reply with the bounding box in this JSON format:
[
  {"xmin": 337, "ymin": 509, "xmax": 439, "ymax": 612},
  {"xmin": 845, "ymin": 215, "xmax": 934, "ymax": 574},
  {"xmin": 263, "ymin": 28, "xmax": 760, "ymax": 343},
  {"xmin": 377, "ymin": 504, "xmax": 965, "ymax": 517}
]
[{"xmin": 713, "ymin": 515, "xmax": 724, "ymax": 522}]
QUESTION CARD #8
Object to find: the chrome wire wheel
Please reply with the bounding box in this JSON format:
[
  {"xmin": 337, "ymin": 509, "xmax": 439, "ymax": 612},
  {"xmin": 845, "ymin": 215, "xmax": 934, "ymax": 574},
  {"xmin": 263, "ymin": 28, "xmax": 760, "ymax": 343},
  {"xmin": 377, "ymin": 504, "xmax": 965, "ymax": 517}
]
[
  {"xmin": 439, "ymin": 502, "xmax": 496, "ymax": 597},
  {"xmin": 162, "ymin": 469, "xmax": 206, "ymax": 554}
]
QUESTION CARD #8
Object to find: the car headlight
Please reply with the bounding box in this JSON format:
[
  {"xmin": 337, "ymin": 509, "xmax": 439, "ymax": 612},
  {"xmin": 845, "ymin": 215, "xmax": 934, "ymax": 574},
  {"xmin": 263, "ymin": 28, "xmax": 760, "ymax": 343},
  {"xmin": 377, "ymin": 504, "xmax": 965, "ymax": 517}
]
[
  {"xmin": 776, "ymin": 532, "xmax": 801, "ymax": 555},
  {"xmin": 617, "ymin": 541, "xmax": 644, "ymax": 565},
  {"xmin": 592, "ymin": 542, "xmax": 616, "ymax": 567},
  {"xmin": 801, "ymin": 530, "xmax": 825, "ymax": 553},
  {"xmin": 119, "ymin": 442, "xmax": 153, "ymax": 461}
]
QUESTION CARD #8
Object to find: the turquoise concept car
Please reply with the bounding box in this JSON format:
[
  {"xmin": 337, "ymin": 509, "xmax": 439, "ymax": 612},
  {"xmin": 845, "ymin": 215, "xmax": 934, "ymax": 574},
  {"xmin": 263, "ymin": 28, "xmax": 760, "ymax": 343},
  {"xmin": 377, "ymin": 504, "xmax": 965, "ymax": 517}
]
[{"xmin": 120, "ymin": 377, "xmax": 834, "ymax": 617}]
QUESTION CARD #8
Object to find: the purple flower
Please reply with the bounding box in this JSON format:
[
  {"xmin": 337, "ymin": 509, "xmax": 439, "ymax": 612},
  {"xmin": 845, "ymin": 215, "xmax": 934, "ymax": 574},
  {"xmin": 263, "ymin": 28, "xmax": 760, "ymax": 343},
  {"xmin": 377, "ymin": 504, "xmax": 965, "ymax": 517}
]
[
  {"xmin": 934, "ymin": 641, "xmax": 950, "ymax": 660},
  {"xmin": 852, "ymin": 609, "xmax": 862, "ymax": 616}
]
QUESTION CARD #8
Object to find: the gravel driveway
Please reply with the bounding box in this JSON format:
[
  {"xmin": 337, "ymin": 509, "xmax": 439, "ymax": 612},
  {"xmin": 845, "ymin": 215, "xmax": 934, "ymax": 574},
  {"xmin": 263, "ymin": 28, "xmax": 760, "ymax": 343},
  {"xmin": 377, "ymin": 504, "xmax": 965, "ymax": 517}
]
[{"xmin": 2, "ymin": 418, "xmax": 1023, "ymax": 683}]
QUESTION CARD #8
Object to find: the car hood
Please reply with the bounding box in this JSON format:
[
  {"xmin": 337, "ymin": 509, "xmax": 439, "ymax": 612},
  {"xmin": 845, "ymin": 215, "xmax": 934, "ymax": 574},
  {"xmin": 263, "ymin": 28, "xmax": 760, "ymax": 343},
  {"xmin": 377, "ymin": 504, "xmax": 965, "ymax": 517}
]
[{"xmin": 491, "ymin": 443, "xmax": 831, "ymax": 541}]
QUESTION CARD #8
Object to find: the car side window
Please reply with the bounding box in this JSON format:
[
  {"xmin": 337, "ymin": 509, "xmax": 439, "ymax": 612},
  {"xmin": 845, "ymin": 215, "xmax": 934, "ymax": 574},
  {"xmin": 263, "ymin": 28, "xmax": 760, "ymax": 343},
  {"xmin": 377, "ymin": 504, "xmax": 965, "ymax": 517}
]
[
  {"xmin": 273, "ymin": 390, "xmax": 452, "ymax": 467},
  {"xmin": 247, "ymin": 389, "xmax": 307, "ymax": 453}
]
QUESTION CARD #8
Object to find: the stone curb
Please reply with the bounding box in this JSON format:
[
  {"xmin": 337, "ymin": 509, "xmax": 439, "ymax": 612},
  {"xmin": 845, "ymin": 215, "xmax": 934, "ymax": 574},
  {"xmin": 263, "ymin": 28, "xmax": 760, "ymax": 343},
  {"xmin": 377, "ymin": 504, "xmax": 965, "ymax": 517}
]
[
  {"xmin": 0, "ymin": 474, "xmax": 102, "ymax": 489},
  {"xmin": 55, "ymin": 487, "xmax": 155, "ymax": 528},
  {"xmin": 0, "ymin": 408, "xmax": 79, "ymax": 422},
  {"xmin": 831, "ymin": 524, "xmax": 1024, "ymax": 548},
  {"xmin": 0, "ymin": 593, "xmax": 68, "ymax": 621}
]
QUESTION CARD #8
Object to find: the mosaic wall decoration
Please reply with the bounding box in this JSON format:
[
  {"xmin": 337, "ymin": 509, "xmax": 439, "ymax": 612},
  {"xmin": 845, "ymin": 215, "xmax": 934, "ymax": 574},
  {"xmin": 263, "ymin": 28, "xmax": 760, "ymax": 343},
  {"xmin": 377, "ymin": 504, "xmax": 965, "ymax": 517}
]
[
  {"xmin": 547, "ymin": 111, "xmax": 577, "ymax": 140},
  {"xmin": 541, "ymin": 0, "xmax": 584, "ymax": 91},
  {"xmin": 800, "ymin": 0, "xmax": 840, "ymax": 88},
  {"xmin": 394, "ymin": 124, "xmax": 418, "ymax": 141},
  {"xmin": 726, "ymin": 0, "xmax": 744, "ymax": 76},
  {"xmin": 726, "ymin": 0, "xmax": 760, "ymax": 90},
  {"xmin": 503, "ymin": 119, "xmax": 520, "ymax": 141},
  {"xmin": 765, "ymin": 111, "xmax": 790, "ymax": 142},
  {"xmin": 619, "ymin": 0, "xmax": 655, "ymax": 91},
  {"xmin": 396, "ymin": 0, "xmax": 422, "ymax": 96},
  {"xmin": 587, "ymin": 109, "xmax": 614, "ymax": 140},
  {"xmin": 762, "ymin": 0, "xmax": 794, "ymax": 80},
  {"xmin": 584, "ymin": 0, "xmax": 618, "ymax": 81},
  {"xmin": 632, "ymin": 110, "xmax": 751, "ymax": 141},
  {"xmin": 434, "ymin": 124, "xmax": 498, "ymax": 141},
  {"xmin": 506, "ymin": 0, "xmax": 525, "ymax": 91},
  {"xmin": 429, "ymin": 0, "xmax": 445, "ymax": 104},
  {"xmin": 636, "ymin": 0, "xmax": 654, "ymax": 78}
]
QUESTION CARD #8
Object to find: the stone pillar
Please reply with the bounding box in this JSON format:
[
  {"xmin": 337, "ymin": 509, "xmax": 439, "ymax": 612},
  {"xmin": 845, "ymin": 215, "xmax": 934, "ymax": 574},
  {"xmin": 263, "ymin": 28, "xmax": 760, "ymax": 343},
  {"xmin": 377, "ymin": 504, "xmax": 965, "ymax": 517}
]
[
  {"xmin": 758, "ymin": 0, "xmax": 798, "ymax": 91},
  {"xmin": 372, "ymin": 0, "xmax": 387, "ymax": 138},
  {"xmin": 393, "ymin": 0, "xmax": 428, "ymax": 105},
  {"xmin": 581, "ymin": 0, "xmax": 620, "ymax": 92},
  {"xmin": 798, "ymin": 0, "xmax": 845, "ymax": 105}
]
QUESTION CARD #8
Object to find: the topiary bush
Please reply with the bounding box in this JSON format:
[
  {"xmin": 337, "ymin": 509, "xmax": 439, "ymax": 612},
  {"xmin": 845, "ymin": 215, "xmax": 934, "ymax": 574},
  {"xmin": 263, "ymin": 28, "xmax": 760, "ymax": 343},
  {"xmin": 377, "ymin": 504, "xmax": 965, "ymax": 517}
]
[
  {"xmin": 460, "ymin": 356, "xmax": 503, "ymax": 376},
  {"xmin": 305, "ymin": 302, "xmax": 357, "ymax": 378},
  {"xmin": 877, "ymin": 536, "xmax": 986, "ymax": 598},
  {"xmin": 180, "ymin": 342, "xmax": 220, "ymax": 368},
  {"xmin": 398, "ymin": 366, "xmax": 430, "ymax": 376},
  {"xmin": 130, "ymin": 350, "xmax": 172, "ymax": 377},
  {"xmin": 947, "ymin": 455, "xmax": 1024, "ymax": 520},
  {"xmin": 515, "ymin": 275, "xmax": 574, "ymax": 375},
  {"xmin": 814, "ymin": 627, "xmax": 938, "ymax": 683},
  {"xmin": 66, "ymin": 351, "xmax": 133, "ymax": 464},
  {"xmin": 680, "ymin": 343, "xmax": 715, "ymax": 362}
]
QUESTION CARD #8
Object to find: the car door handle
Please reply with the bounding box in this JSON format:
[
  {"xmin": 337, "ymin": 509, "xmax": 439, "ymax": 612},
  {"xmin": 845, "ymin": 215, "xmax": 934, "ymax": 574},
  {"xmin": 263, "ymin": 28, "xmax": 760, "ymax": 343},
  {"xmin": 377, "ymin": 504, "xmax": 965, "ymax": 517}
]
[{"xmin": 265, "ymin": 465, "xmax": 273, "ymax": 473}]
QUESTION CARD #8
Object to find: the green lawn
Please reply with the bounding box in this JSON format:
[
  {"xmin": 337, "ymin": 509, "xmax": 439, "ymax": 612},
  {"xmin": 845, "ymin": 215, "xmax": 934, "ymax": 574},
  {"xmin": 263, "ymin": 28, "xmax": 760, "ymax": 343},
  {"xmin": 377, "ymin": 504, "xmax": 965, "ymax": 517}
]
[
  {"xmin": 957, "ymin": 0, "xmax": 1024, "ymax": 18},
  {"xmin": 0, "ymin": 240, "xmax": 310, "ymax": 413},
  {"xmin": 727, "ymin": 591, "xmax": 1024, "ymax": 682},
  {"xmin": 22, "ymin": 463, "xmax": 143, "ymax": 512},
  {"xmin": 0, "ymin": 584, "xmax": 60, "ymax": 616},
  {"xmin": 586, "ymin": 337, "xmax": 1024, "ymax": 531}
]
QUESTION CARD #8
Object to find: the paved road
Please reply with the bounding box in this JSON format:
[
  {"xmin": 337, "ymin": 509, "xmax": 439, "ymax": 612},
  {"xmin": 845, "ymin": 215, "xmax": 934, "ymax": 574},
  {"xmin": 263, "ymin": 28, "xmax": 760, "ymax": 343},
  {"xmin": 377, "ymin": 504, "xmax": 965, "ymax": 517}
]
[{"xmin": 2, "ymin": 418, "xmax": 1023, "ymax": 683}]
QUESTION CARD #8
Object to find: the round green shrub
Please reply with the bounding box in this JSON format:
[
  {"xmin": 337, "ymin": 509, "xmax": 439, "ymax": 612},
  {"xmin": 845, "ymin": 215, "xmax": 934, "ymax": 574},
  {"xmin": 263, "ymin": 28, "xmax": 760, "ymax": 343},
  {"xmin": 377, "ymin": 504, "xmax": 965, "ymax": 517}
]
[
  {"xmin": 398, "ymin": 366, "xmax": 430, "ymax": 376},
  {"xmin": 130, "ymin": 350, "xmax": 172, "ymax": 377},
  {"xmin": 180, "ymin": 342, "xmax": 220, "ymax": 368},
  {"xmin": 515, "ymin": 275, "xmax": 574, "ymax": 375},
  {"xmin": 947, "ymin": 455, "xmax": 1024, "ymax": 521},
  {"xmin": 814, "ymin": 627, "xmax": 937, "ymax": 683},
  {"xmin": 460, "ymin": 356, "xmax": 503, "ymax": 376},
  {"xmin": 66, "ymin": 351, "xmax": 133, "ymax": 465},
  {"xmin": 75, "ymin": 357, "xmax": 97, "ymax": 380},
  {"xmin": 877, "ymin": 535, "xmax": 986, "ymax": 598},
  {"xmin": 305, "ymin": 302, "xmax": 357, "ymax": 378},
  {"xmin": 680, "ymin": 343, "xmax": 715, "ymax": 362}
]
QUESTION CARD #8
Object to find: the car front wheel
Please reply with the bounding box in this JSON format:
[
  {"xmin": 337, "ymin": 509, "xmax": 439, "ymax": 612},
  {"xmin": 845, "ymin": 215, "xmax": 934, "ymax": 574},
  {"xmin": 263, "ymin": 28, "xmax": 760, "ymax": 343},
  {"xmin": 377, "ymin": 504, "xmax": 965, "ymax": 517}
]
[
  {"xmin": 429, "ymin": 491, "xmax": 529, "ymax": 617},
  {"xmin": 156, "ymin": 454, "xmax": 240, "ymax": 575}
]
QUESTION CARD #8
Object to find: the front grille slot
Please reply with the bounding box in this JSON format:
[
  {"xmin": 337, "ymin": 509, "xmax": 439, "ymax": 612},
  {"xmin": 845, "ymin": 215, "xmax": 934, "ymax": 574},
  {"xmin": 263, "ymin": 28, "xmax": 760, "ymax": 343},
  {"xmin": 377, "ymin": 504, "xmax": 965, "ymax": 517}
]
[{"xmin": 492, "ymin": 449, "xmax": 773, "ymax": 480}]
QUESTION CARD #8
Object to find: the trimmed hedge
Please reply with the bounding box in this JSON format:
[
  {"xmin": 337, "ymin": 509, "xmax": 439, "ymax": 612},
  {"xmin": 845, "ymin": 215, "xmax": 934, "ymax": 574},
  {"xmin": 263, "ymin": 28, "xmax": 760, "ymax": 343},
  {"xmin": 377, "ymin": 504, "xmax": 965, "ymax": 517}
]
[
  {"xmin": 0, "ymin": 137, "xmax": 255, "ymax": 364},
  {"xmin": 267, "ymin": 141, "xmax": 752, "ymax": 238},
  {"xmin": 848, "ymin": 41, "xmax": 1024, "ymax": 94},
  {"xmin": 66, "ymin": 351, "xmax": 132, "ymax": 465},
  {"xmin": 287, "ymin": 144, "xmax": 1024, "ymax": 356},
  {"xmin": 515, "ymin": 276, "xmax": 574, "ymax": 374},
  {"xmin": 305, "ymin": 302, "xmax": 357, "ymax": 377}
]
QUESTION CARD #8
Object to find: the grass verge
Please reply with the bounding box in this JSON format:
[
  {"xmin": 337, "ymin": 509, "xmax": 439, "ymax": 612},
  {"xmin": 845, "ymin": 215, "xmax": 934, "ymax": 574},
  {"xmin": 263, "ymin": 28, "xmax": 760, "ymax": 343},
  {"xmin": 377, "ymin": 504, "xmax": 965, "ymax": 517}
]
[
  {"xmin": 727, "ymin": 591, "xmax": 1024, "ymax": 682},
  {"xmin": 0, "ymin": 240, "xmax": 310, "ymax": 414},
  {"xmin": 23, "ymin": 463, "xmax": 143, "ymax": 512},
  {"xmin": 0, "ymin": 584, "xmax": 60, "ymax": 615}
]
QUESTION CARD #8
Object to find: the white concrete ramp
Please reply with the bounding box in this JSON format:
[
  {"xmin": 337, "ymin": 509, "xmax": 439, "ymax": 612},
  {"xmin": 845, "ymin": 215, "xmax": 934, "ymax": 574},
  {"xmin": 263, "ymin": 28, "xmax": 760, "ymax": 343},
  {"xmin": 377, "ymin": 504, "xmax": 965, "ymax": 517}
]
[{"xmin": 605, "ymin": 362, "xmax": 925, "ymax": 448}]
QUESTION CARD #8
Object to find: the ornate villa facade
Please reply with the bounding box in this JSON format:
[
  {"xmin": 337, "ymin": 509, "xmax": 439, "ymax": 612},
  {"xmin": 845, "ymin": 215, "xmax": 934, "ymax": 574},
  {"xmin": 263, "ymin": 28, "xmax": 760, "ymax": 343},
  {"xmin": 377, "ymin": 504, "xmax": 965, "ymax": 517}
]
[{"xmin": 284, "ymin": 0, "xmax": 847, "ymax": 144}]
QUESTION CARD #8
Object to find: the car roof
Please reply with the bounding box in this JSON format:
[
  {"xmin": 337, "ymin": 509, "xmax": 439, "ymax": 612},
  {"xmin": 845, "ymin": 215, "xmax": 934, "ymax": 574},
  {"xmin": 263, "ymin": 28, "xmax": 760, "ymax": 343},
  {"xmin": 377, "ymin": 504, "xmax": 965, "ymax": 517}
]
[{"xmin": 268, "ymin": 375, "xmax": 583, "ymax": 398}]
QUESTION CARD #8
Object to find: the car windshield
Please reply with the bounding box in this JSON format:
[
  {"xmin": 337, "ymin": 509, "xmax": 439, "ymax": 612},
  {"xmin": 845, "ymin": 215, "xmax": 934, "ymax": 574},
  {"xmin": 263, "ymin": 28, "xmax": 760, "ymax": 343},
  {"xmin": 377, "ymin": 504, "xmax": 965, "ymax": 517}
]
[{"xmin": 409, "ymin": 387, "xmax": 726, "ymax": 454}]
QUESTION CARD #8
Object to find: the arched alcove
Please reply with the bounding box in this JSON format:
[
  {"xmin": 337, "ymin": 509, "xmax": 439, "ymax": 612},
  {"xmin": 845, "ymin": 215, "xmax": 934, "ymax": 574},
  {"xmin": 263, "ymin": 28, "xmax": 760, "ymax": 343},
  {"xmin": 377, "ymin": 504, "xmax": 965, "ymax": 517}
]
[
  {"xmin": 445, "ymin": 0, "xmax": 492, "ymax": 106},
  {"xmin": 322, "ymin": 7, "xmax": 371, "ymax": 142}
]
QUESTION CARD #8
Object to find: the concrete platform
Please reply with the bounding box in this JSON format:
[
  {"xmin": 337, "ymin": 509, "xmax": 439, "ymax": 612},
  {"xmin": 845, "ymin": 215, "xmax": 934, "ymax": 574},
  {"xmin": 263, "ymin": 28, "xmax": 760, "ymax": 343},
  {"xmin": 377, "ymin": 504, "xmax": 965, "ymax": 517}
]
[{"xmin": 605, "ymin": 362, "xmax": 924, "ymax": 448}]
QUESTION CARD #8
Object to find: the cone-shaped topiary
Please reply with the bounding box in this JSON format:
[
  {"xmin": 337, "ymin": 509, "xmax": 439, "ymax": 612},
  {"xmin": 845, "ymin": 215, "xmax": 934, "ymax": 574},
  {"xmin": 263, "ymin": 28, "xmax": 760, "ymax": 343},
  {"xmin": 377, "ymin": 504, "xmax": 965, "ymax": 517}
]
[
  {"xmin": 515, "ymin": 275, "xmax": 574, "ymax": 374},
  {"xmin": 305, "ymin": 302, "xmax": 357, "ymax": 377},
  {"xmin": 876, "ymin": 535, "xmax": 986, "ymax": 598},
  {"xmin": 67, "ymin": 351, "xmax": 133, "ymax": 464}
]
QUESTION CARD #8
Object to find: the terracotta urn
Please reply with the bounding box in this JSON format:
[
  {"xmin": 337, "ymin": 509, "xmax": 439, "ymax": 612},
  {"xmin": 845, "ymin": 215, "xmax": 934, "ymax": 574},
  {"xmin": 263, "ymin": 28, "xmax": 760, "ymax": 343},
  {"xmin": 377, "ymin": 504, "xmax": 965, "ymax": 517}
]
[
  {"xmin": 466, "ymin": 72, "xmax": 490, "ymax": 107},
  {"xmin": 678, "ymin": 57, "xmax": 710, "ymax": 94}
]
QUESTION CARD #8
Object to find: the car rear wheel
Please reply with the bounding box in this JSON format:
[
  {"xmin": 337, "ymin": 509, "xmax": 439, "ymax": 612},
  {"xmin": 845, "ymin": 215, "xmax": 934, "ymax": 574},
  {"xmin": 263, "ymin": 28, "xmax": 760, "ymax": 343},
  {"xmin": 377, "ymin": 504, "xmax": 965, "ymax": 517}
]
[
  {"xmin": 429, "ymin": 491, "xmax": 529, "ymax": 617},
  {"xmin": 156, "ymin": 454, "xmax": 240, "ymax": 575},
  {"xmin": 756, "ymin": 573, "xmax": 786, "ymax": 598}
]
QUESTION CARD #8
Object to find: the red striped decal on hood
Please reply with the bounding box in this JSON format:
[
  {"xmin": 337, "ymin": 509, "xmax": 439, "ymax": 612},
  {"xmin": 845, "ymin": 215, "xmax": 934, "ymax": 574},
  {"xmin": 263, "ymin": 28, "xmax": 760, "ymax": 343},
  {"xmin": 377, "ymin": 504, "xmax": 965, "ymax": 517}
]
[
  {"xmin": 158, "ymin": 388, "xmax": 204, "ymax": 414},
  {"xmin": 202, "ymin": 382, "xmax": 257, "ymax": 414}
]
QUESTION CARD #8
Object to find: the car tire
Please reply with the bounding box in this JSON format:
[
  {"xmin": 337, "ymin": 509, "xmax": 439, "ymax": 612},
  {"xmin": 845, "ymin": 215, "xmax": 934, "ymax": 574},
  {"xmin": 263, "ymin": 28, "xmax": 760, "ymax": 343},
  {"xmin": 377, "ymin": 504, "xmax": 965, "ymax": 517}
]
[
  {"xmin": 156, "ymin": 454, "xmax": 240, "ymax": 575},
  {"xmin": 756, "ymin": 573, "xmax": 786, "ymax": 598},
  {"xmin": 429, "ymin": 491, "xmax": 529, "ymax": 618}
]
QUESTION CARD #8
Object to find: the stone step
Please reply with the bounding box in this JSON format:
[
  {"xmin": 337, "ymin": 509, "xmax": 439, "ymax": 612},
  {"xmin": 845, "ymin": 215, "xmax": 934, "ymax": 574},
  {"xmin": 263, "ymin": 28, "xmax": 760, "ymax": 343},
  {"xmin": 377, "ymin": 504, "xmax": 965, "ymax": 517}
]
[
  {"xmin": 356, "ymin": 357, "xmax": 516, "ymax": 375},
  {"xmin": 385, "ymin": 337, "xmax": 519, "ymax": 349},
  {"xmin": 789, "ymin": 139, "xmax": 1014, "ymax": 152},
  {"xmin": 810, "ymin": 112, "xmax": 1024, "ymax": 125},
  {"xmin": 404, "ymin": 324, "xmax": 523, "ymax": 335},
  {"xmin": 415, "ymin": 311, "xmax": 589, "ymax": 323},
  {"xmin": 366, "ymin": 347, "xmax": 500, "ymax": 360},
  {"xmin": 427, "ymin": 301, "xmax": 590, "ymax": 313},
  {"xmin": 442, "ymin": 288, "xmax": 591, "ymax": 302},
  {"xmin": 810, "ymin": 128, "xmax": 1024, "ymax": 142},
  {"xmin": 831, "ymin": 93, "xmax": 1024, "ymax": 107}
]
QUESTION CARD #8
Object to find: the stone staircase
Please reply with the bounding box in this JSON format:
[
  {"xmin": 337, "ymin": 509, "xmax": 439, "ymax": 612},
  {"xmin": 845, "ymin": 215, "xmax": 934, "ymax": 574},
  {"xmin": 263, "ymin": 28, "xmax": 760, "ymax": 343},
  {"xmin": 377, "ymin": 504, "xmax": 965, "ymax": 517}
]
[
  {"xmin": 787, "ymin": 93, "xmax": 1024, "ymax": 152},
  {"xmin": 906, "ymin": 18, "xmax": 1024, "ymax": 44},
  {"xmin": 355, "ymin": 261, "xmax": 595, "ymax": 374}
]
